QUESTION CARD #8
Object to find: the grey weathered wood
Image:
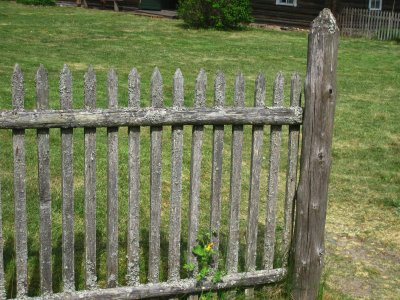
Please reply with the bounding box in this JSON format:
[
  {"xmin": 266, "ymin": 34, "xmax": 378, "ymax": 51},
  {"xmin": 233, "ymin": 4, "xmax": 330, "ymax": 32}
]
[
  {"xmin": 45, "ymin": 269, "xmax": 286, "ymax": 300},
  {"xmin": 263, "ymin": 72, "xmax": 284, "ymax": 270},
  {"xmin": 36, "ymin": 64, "xmax": 52, "ymax": 296},
  {"xmin": 127, "ymin": 68, "xmax": 141, "ymax": 286},
  {"xmin": 281, "ymin": 73, "xmax": 301, "ymax": 268},
  {"xmin": 84, "ymin": 66, "xmax": 97, "ymax": 290},
  {"xmin": 0, "ymin": 182, "xmax": 6, "ymax": 299},
  {"xmin": 168, "ymin": 69, "xmax": 184, "ymax": 282},
  {"xmin": 148, "ymin": 67, "xmax": 163, "ymax": 284},
  {"xmin": 244, "ymin": 74, "xmax": 265, "ymax": 299},
  {"xmin": 210, "ymin": 71, "xmax": 225, "ymax": 271},
  {"xmin": 12, "ymin": 64, "xmax": 28, "ymax": 298},
  {"xmin": 293, "ymin": 9, "xmax": 339, "ymax": 300},
  {"xmin": 60, "ymin": 64, "xmax": 75, "ymax": 292},
  {"xmin": 226, "ymin": 73, "xmax": 245, "ymax": 274},
  {"xmin": 0, "ymin": 106, "xmax": 302, "ymax": 129},
  {"xmin": 187, "ymin": 70, "xmax": 206, "ymax": 292},
  {"xmin": 106, "ymin": 68, "xmax": 119, "ymax": 288}
]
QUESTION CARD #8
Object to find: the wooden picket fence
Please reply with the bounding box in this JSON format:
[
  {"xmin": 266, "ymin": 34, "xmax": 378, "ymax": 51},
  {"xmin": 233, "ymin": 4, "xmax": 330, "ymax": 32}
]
[
  {"xmin": 337, "ymin": 7, "xmax": 400, "ymax": 40},
  {"xmin": 0, "ymin": 9, "xmax": 338, "ymax": 300}
]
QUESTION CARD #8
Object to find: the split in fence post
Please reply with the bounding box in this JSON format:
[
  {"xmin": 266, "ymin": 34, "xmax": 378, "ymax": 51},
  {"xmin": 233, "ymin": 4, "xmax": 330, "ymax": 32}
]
[{"xmin": 292, "ymin": 8, "xmax": 339, "ymax": 300}]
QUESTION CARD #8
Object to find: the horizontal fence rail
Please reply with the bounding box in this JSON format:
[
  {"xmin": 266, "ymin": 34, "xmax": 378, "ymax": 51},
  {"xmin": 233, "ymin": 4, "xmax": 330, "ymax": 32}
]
[
  {"xmin": 0, "ymin": 64, "xmax": 303, "ymax": 299},
  {"xmin": 337, "ymin": 7, "xmax": 400, "ymax": 40}
]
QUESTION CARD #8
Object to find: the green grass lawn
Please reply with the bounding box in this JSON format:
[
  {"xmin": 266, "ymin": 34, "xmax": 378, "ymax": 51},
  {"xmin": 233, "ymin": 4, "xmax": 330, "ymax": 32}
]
[{"xmin": 0, "ymin": 2, "xmax": 399, "ymax": 299}]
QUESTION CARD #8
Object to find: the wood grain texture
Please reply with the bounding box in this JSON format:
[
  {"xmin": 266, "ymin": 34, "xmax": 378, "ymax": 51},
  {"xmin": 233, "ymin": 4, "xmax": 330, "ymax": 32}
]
[
  {"xmin": 293, "ymin": 9, "xmax": 339, "ymax": 299},
  {"xmin": 281, "ymin": 73, "xmax": 301, "ymax": 268},
  {"xmin": 209, "ymin": 71, "xmax": 225, "ymax": 271},
  {"xmin": 127, "ymin": 68, "xmax": 141, "ymax": 286},
  {"xmin": 47, "ymin": 269, "xmax": 286, "ymax": 300},
  {"xmin": 12, "ymin": 64, "xmax": 28, "ymax": 298},
  {"xmin": 0, "ymin": 182, "xmax": 6, "ymax": 299},
  {"xmin": 245, "ymin": 75, "xmax": 266, "ymax": 271},
  {"xmin": 148, "ymin": 67, "xmax": 163, "ymax": 284},
  {"xmin": 264, "ymin": 72, "xmax": 284, "ymax": 270},
  {"xmin": 244, "ymin": 74, "xmax": 266, "ymax": 299},
  {"xmin": 168, "ymin": 69, "xmax": 184, "ymax": 282},
  {"xmin": 36, "ymin": 64, "xmax": 52, "ymax": 296},
  {"xmin": 0, "ymin": 107, "xmax": 302, "ymax": 129},
  {"xmin": 106, "ymin": 69, "xmax": 119, "ymax": 288},
  {"xmin": 60, "ymin": 64, "xmax": 75, "ymax": 292},
  {"xmin": 187, "ymin": 70, "xmax": 206, "ymax": 299},
  {"xmin": 226, "ymin": 73, "xmax": 245, "ymax": 274},
  {"xmin": 84, "ymin": 66, "xmax": 97, "ymax": 290}
]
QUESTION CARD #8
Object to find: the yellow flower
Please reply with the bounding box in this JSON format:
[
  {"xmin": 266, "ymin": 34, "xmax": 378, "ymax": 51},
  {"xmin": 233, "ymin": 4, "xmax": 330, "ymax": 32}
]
[{"xmin": 205, "ymin": 242, "xmax": 214, "ymax": 252}]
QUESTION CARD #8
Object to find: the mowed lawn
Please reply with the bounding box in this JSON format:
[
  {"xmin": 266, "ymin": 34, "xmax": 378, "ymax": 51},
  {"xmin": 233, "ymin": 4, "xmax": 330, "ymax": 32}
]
[{"xmin": 0, "ymin": 2, "xmax": 399, "ymax": 299}]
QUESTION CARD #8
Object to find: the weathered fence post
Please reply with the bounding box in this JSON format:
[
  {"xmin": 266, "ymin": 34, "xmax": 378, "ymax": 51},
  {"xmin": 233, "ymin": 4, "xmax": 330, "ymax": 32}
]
[{"xmin": 292, "ymin": 8, "xmax": 339, "ymax": 300}]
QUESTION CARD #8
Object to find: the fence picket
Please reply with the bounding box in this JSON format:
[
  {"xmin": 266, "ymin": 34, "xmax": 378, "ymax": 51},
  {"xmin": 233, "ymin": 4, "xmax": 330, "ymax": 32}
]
[
  {"xmin": 60, "ymin": 64, "xmax": 75, "ymax": 292},
  {"xmin": 244, "ymin": 74, "xmax": 265, "ymax": 298},
  {"xmin": 338, "ymin": 7, "xmax": 400, "ymax": 40},
  {"xmin": 0, "ymin": 183, "xmax": 4, "ymax": 300},
  {"xmin": 281, "ymin": 73, "xmax": 301, "ymax": 268},
  {"xmin": 12, "ymin": 64, "xmax": 28, "ymax": 298},
  {"xmin": 84, "ymin": 66, "xmax": 97, "ymax": 290},
  {"xmin": 127, "ymin": 68, "xmax": 141, "ymax": 286},
  {"xmin": 210, "ymin": 71, "xmax": 225, "ymax": 271},
  {"xmin": 148, "ymin": 67, "xmax": 163, "ymax": 284},
  {"xmin": 36, "ymin": 64, "xmax": 52, "ymax": 295},
  {"xmin": 107, "ymin": 69, "xmax": 119, "ymax": 288},
  {"xmin": 264, "ymin": 72, "xmax": 284, "ymax": 270},
  {"xmin": 168, "ymin": 69, "xmax": 184, "ymax": 282},
  {"xmin": 226, "ymin": 73, "xmax": 245, "ymax": 274},
  {"xmin": 187, "ymin": 70, "xmax": 207, "ymax": 297}
]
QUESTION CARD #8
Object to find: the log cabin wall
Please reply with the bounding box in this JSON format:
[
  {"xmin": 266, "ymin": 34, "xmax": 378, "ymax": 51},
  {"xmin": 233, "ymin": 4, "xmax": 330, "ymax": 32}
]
[{"xmin": 251, "ymin": 0, "xmax": 400, "ymax": 27}]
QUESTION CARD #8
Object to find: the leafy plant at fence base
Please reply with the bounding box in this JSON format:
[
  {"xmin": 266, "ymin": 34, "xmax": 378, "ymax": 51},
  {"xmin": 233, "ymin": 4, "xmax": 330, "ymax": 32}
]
[
  {"xmin": 178, "ymin": 0, "xmax": 253, "ymax": 29},
  {"xmin": 184, "ymin": 232, "xmax": 224, "ymax": 284},
  {"xmin": 16, "ymin": 0, "xmax": 56, "ymax": 6}
]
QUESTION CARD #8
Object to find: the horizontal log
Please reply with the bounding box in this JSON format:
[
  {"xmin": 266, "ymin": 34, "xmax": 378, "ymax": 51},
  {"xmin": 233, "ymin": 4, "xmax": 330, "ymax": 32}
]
[
  {"xmin": 0, "ymin": 107, "xmax": 302, "ymax": 129},
  {"xmin": 27, "ymin": 268, "xmax": 286, "ymax": 300}
]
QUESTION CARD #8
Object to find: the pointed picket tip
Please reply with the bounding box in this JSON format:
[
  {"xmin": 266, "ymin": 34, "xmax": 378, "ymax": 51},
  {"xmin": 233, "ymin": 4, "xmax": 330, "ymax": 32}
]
[
  {"xmin": 128, "ymin": 68, "xmax": 140, "ymax": 108},
  {"xmin": 174, "ymin": 68, "xmax": 183, "ymax": 78},
  {"xmin": 273, "ymin": 72, "xmax": 284, "ymax": 106},
  {"xmin": 129, "ymin": 68, "xmax": 139, "ymax": 81},
  {"xmin": 84, "ymin": 66, "xmax": 96, "ymax": 109},
  {"xmin": 36, "ymin": 64, "xmax": 47, "ymax": 81},
  {"xmin": 60, "ymin": 64, "xmax": 73, "ymax": 110},
  {"xmin": 151, "ymin": 67, "xmax": 162, "ymax": 83},
  {"xmin": 12, "ymin": 64, "xmax": 24, "ymax": 109},
  {"xmin": 214, "ymin": 71, "xmax": 225, "ymax": 107},
  {"xmin": 173, "ymin": 68, "xmax": 184, "ymax": 108},
  {"xmin": 85, "ymin": 65, "xmax": 95, "ymax": 78},
  {"xmin": 234, "ymin": 72, "xmax": 245, "ymax": 107},
  {"xmin": 290, "ymin": 72, "xmax": 301, "ymax": 107},
  {"xmin": 196, "ymin": 68, "xmax": 207, "ymax": 83},
  {"xmin": 194, "ymin": 69, "xmax": 206, "ymax": 108},
  {"xmin": 311, "ymin": 8, "xmax": 339, "ymax": 35},
  {"xmin": 36, "ymin": 64, "xmax": 49, "ymax": 110},
  {"xmin": 151, "ymin": 67, "xmax": 163, "ymax": 108},
  {"xmin": 254, "ymin": 73, "xmax": 266, "ymax": 107},
  {"xmin": 61, "ymin": 64, "xmax": 71, "ymax": 77}
]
